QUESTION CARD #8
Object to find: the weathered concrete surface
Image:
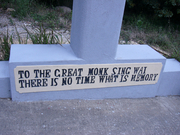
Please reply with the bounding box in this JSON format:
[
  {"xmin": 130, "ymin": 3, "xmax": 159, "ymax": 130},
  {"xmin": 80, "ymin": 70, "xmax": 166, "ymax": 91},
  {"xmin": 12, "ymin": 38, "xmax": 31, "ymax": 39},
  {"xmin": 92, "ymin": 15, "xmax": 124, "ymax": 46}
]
[{"xmin": 0, "ymin": 96, "xmax": 180, "ymax": 135}]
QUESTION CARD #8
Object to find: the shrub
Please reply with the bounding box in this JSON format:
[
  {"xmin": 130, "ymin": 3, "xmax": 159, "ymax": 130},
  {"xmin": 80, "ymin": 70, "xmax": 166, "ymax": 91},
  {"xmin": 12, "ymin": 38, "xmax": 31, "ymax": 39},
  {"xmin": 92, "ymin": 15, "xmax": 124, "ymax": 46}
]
[
  {"xmin": 11, "ymin": 0, "xmax": 32, "ymax": 19},
  {"xmin": 126, "ymin": 0, "xmax": 180, "ymax": 23}
]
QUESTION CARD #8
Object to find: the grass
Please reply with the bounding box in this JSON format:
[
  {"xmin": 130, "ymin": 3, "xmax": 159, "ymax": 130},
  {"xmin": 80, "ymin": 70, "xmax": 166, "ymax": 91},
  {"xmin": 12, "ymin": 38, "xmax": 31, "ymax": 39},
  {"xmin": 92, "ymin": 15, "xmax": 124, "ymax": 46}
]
[
  {"xmin": 0, "ymin": 28, "xmax": 11, "ymax": 61},
  {"xmin": 120, "ymin": 13, "xmax": 180, "ymax": 61},
  {"xmin": 0, "ymin": 0, "xmax": 70, "ymax": 61},
  {"xmin": 23, "ymin": 24, "xmax": 63, "ymax": 44},
  {"xmin": 1, "ymin": 0, "xmax": 71, "ymax": 29},
  {"xmin": 0, "ymin": 25, "xmax": 63, "ymax": 61}
]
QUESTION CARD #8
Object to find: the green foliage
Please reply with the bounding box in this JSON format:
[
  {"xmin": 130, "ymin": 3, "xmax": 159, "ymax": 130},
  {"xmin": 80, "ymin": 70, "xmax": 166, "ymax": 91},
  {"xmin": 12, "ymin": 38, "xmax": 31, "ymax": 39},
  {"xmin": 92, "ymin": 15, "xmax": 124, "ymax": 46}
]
[
  {"xmin": 147, "ymin": 34, "xmax": 171, "ymax": 49},
  {"xmin": 9, "ymin": 18, "xmax": 14, "ymax": 25},
  {"xmin": 120, "ymin": 31, "xmax": 130, "ymax": 43},
  {"xmin": 0, "ymin": 25, "xmax": 63, "ymax": 61},
  {"xmin": 1, "ymin": 0, "xmax": 72, "ymax": 29},
  {"xmin": 63, "ymin": 11, "xmax": 72, "ymax": 21},
  {"xmin": 11, "ymin": 0, "xmax": 32, "ymax": 19},
  {"xmin": 0, "ymin": 29, "xmax": 12, "ymax": 61},
  {"xmin": 36, "ymin": 0, "xmax": 73, "ymax": 8},
  {"xmin": 171, "ymin": 51, "xmax": 180, "ymax": 61},
  {"xmin": 121, "ymin": 13, "xmax": 180, "ymax": 61},
  {"xmin": 31, "ymin": 11, "xmax": 60, "ymax": 29},
  {"xmin": 0, "ymin": 0, "xmax": 13, "ymax": 9},
  {"xmin": 126, "ymin": 0, "xmax": 180, "ymax": 20},
  {"xmin": 23, "ymin": 25, "xmax": 62, "ymax": 44}
]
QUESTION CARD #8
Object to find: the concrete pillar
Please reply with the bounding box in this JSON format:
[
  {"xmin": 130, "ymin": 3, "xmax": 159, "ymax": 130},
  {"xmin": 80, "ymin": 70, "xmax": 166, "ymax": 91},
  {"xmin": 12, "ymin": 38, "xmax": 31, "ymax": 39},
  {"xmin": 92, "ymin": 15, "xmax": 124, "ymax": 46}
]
[{"xmin": 70, "ymin": 0, "xmax": 126, "ymax": 62}]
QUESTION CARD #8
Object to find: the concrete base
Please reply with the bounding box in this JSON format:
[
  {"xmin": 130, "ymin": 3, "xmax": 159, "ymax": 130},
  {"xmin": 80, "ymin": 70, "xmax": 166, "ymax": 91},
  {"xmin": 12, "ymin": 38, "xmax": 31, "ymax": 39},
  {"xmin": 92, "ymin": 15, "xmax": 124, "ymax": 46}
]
[
  {"xmin": 8, "ymin": 44, "xmax": 175, "ymax": 101},
  {"xmin": 158, "ymin": 59, "xmax": 180, "ymax": 96},
  {"xmin": 0, "ymin": 61, "xmax": 11, "ymax": 98},
  {"xmin": 0, "ymin": 44, "xmax": 179, "ymax": 101}
]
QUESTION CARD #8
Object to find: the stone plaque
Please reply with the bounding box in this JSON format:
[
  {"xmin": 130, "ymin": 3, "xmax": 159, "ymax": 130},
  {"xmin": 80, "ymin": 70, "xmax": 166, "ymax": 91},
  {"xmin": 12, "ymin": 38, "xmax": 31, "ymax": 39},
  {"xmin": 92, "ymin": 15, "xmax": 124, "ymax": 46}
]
[{"xmin": 14, "ymin": 63, "xmax": 162, "ymax": 93}]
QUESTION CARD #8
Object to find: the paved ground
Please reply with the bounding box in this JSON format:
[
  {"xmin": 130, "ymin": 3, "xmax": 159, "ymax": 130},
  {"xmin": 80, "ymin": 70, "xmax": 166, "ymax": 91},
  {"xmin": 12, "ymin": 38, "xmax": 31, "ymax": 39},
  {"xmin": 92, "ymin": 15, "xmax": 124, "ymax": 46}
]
[{"xmin": 0, "ymin": 96, "xmax": 180, "ymax": 135}]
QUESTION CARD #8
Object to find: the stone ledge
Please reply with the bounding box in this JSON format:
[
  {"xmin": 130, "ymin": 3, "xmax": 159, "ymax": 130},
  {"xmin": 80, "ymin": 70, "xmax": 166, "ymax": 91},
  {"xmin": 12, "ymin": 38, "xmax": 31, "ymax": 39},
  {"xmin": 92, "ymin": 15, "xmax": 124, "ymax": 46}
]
[
  {"xmin": 0, "ymin": 61, "xmax": 11, "ymax": 98},
  {"xmin": 158, "ymin": 59, "xmax": 180, "ymax": 96}
]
